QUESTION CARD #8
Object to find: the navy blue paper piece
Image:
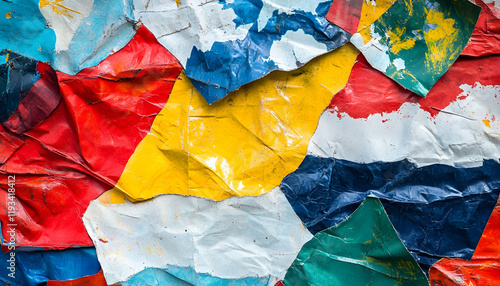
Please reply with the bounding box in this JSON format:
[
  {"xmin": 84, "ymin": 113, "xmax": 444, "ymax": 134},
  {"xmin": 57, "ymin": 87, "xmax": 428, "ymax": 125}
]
[
  {"xmin": 0, "ymin": 247, "xmax": 101, "ymax": 286},
  {"xmin": 280, "ymin": 156, "xmax": 500, "ymax": 273},
  {"xmin": 0, "ymin": 51, "xmax": 39, "ymax": 122}
]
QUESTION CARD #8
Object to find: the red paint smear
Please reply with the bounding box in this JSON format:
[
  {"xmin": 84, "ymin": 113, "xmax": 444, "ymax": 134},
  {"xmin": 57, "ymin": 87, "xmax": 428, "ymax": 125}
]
[
  {"xmin": 47, "ymin": 270, "xmax": 115, "ymax": 286},
  {"xmin": 274, "ymin": 281, "xmax": 285, "ymax": 286},
  {"xmin": 326, "ymin": 0, "xmax": 363, "ymax": 34},
  {"xmin": 0, "ymin": 125, "xmax": 24, "ymax": 164},
  {"xmin": 428, "ymin": 198, "xmax": 500, "ymax": 285},
  {"xmin": 429, "ymin": 259, "xmax": 500, "ymax": 286},
  {"xmin": 0, "ymin": 25, "xmax": 183, "ymax": 248},
  {"xmin": 473, "ymin": 201, "xmax": 500, "ymax": 259},
  {"xmin": 329, "ymin": 54, "xmax": 500, "ymax": 119},
  {"xmin": 36, "ymin": 60, "xmax": 52, "ymax": 75},
  {"xmin": 462, "ymin": 0, "xmax": 500, "ymax": 57},
  {"xmin": 475, "ymin": 0, "xmax": 500, "ymax": 18}
]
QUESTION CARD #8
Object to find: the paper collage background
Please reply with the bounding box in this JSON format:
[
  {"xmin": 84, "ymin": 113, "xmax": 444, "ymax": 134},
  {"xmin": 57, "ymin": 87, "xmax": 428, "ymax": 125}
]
[{"xmin": 0, "ymin": 0, "xmax": 499, "ymax": 285}]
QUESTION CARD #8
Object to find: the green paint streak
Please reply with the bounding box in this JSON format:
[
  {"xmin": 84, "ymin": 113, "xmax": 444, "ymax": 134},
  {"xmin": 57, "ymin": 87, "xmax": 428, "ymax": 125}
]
[
  {"xmin": 366, "ymin": 0, "xmax": 480, "ymax": 96},
  {"xmin": 283, "ymin": 197, "xmax": 428, "ymax": 286}
]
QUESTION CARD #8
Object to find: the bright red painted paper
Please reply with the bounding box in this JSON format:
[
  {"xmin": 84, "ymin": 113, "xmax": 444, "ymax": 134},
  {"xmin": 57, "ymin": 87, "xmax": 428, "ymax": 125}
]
[
  {"xmin": 0, "ymin": 25, "xmax": 183, "ymax": 248},
  {"xmin": 462, "ymin": 0, "xmax": 500, "ymax": 57},
  {"xmin": 328, "ymin": 54, "xmax": 500, "ymax": 119},
  {"xmin": 47, "ymin": 270, "xmax": 113, "ymax": 286},
  {"xmin": 325, "ymin": 0, "xmax": 362, "ymax": 34},
  {"xmin": 429, "ymin": 201, "xmax": 500, "ymax": 285},
  {"xmin": 474, "ymin": 203, "xmax": 500, "ymax": 259},
  {"xmin": 430, "ymin": 259, "xmax": 500, "ymax": 286}
]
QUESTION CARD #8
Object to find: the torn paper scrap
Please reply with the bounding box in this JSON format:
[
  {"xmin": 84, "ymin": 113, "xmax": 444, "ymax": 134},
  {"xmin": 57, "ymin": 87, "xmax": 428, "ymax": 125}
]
[
  {"xmin": 0, "ymin": 0, "xmax": 57, "ymax": 63},
  {"xmin": 283, "ymin": 196, "xmax": 428, "ymax": 286},
  {"xmin": 473, "ymin": 200, "xmax": 500, "ymax": 260},
  {"xmin": 38, "ymin": 0, "xmax": 94, "ymax": 51},
  {"xmin": 133, "ymin": 0, "xmax": 350, "ymax": 103},
  {"xmin": 0, "ymin": 0, "xmax": 137, "ymax": 74},
  {"xmin": 482, "ymin": 0, "xmax": 500, "ymax": 15},
  {"xmin": 325, "ymin": 0, "xmax": 363, "ymax": 34},
  {"xmin": 83, "ymin": 188, "xmax": 312, "ymax": 285},
  {"xmin": 308, "ymin": 55, "xmax": 500, "ymax": 168},
  {"xmin": 0, "ymin": 248, "xmax": 100, "ymax": 286},
  {"xmin": 0, "ymin": 26, "xmax": 182, "ymax": 248},
  {"xmin": 326, "ymin": 0, "xmax": 396, "ymax": 34},
  {"xmin": 462, "ymin": 0, "xmax": 500, "ymax": 57},
  {"xmin": 430, "ymin": 259, "xmax": 500, "ymax": 286},
  {"xmin": 119, "ymin": 268, "xmax": 191, "ymax": 286},
  {"xmin": 50, "ymin": 0, "xmax": 136, "ymax": 73},
  {"xmin": 0, "ymin": 51, "xmax": 39, "ymax": 123},
  {"xmin": 103, "ymin": 44, "xmax": 359, "ymax": 203},
  {"xmin": 282, "ymin": 53, "xmax": 500, "ymax": 272},
  {"xmin": 280, "ymin": 155, "xmax": 500, "ymax": 272},
  {"xmin": 350, "ymin": 0, "xmax": 480, "ymax": 97},
  {"xmin": 382, "ymin": 194, "xmax": 499, "ymax": 273},
  {"xmin": 428, "ymin": 200, "xmax": 500, "ymax": 285},
  {"xmin": 48, "ymin": 267, "xmax": 273, "ymax": 286},
  {"xmin": 121, "ymin": 267, "xmax": 275, "ymax": 286},
  {"xmin": 47, "ymin": 270, "xmax": 109, "ymax": 286}
]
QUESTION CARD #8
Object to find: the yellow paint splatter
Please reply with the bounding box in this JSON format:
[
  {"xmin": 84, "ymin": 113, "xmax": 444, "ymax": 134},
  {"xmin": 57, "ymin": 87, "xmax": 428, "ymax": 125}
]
[
  {"xmin": 424, "ymin": 9, "xmax": 459, "ymax": 74},
  {"xmin": 5, "ymin": 12, "xmax": 11, "ymax": 19},
  {"xmin": 483, "ymin": 119, "xmax": 491, "ymax": 128},
  {"xmin": 358, "ymin": 24, "xmax": 373, "ymax": 45},
  {"xmin": 387, "ymin": 26, "xmax": 416, "ymax": 54},
  {"xmin": 39, "ymin": 0, "xmax": 83, "ymax": 18},
  {"xmin": 175, "ymin": 0, "xmax": 181, "ymax": 7},
  {"xmin": 358, "ymin": 0, "xmax": 396, "ymax": 32},
  {"xmin": 5, "ymin": 53, "xmax": 9, "ymax": 63},
  {"xmin": 403, "ymin": 0, "xmax": 413, "ymax": 16},
  {"xmin": 396, "ymin": 260, "xmax": 418, "ymax": 276}
]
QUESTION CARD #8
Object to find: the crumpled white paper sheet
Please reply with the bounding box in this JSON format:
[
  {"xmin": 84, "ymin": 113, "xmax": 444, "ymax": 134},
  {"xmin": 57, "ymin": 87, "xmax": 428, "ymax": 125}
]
[
  {"xmin": 308, "ymin": 83, "xmax": 500, "ymax": 168},
  {"xmin": 132, "ymin": 0, "xmax": 330, "ymax": 67},
  {"xmin": 83, "ymin": 188, "xmax": 313, "ymax": 284}
]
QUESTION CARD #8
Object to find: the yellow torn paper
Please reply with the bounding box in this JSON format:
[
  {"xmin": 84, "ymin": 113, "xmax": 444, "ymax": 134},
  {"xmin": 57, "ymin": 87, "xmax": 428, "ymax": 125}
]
[{"xmin": 101, "ymin": 43, "xmax": 359, "ymax": 203}]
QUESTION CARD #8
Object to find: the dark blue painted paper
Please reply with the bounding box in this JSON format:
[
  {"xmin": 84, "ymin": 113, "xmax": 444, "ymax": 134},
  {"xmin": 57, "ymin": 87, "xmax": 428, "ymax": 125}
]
[
  {"xmin": 280, "ymin": 156, "xmax": 500, "ymax": 272},
  {"xmin": 0, "ymin": 247, "xmax": 100, "ymax": 286},
  {"xmin": 0, "ymin": 51, "xmax": 38, "ymax": 122},
  {"xmin": 187, "ymin": 0, "xmax": 350, "ymax": 103}
]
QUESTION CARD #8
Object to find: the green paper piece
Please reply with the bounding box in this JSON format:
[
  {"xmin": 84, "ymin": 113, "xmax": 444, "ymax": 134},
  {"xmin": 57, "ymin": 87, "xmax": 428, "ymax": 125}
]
[
  {"xmin": 351, "ymin": 0, "xmax": 481, "ymax": 97},
  {"xmin": 283, "ymin": 196, "xmax": 428, "ymax": 286}
]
